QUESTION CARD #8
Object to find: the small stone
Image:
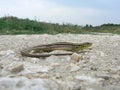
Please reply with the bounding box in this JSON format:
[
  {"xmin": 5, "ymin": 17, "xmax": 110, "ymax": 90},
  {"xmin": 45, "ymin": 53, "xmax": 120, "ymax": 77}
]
[
  {"xmin": 46, "ymin": 55, "xmax": 59, "ymax": 63},
  {"xmin": 25, "ymin": 73, "xmax": 51, "ymax": 79},
  {"xmin": 75, "ymin": 75, "xmax": 103, "ymax": 83},
  {"xmin": 51, "ymin": 63, "xmax": 60, "ymax": 67},
  {"xmin": 27, "ymin": 65, "xmax": 53, "ymax": 73},
  {"xmin": 70, "ymin": 63, "xmax": 76, "ymax": 67},
  {"xmin": 71, "ymin": 53, "xmax": 81, "ymax": 62},
  {"xmin": 70, "ymin": 65, "xmax": 80, "ymax": 72},
  {"xmin": 0, "ymin": 59, "xmax": 12, "ymax": 67},
  {"xmin": 90, "ymin": 67, "xmax": 97, "ymax": 71},
  {"xmin": 0, "ymin": 51, "xmax": 6, "ymax": 56},
  {"xmin": 0, "ymin": 50, "xmax": 15, "ymax": 58},
  {"xmin": 55, "ymin": 73, "xmax": 63, "ymax": 79},
  {"xmin": 0, "ymin": 64, "xmax": 3, "ymax": 69},
  {"xmin": 39, "ymin": 74, "xmax": 51, "ymax": 78},
  {"xmin": 99, "ymin": 51, "xmax": 105, "ymax": 57},
  {"xmin": 9, "ymin": 63, "xmax": 24, "ymax": 73},
  {"xmin": 67, "ymin": 76, "xmax": 73, "ymax": 81},
  {"xmin": 97, "ymin": 75, "xmax": 110, "ymax": 80},
  {"xmin": 72, "ymin": 84, "xmax": 81, "ymax": 90},
  {"xmin": 30, "ymin": 58, "xmax": 39, "ymax": 63},
  {"xmin": 25, "ymin": 74, "xmax": 33, "ymax": 79}
]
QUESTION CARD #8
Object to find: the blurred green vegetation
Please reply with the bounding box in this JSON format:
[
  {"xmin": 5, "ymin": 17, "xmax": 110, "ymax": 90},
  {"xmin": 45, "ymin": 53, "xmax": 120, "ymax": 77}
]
[{"xmin": 0, "ymin": 16, "xmax": 120, "ymax": 34}]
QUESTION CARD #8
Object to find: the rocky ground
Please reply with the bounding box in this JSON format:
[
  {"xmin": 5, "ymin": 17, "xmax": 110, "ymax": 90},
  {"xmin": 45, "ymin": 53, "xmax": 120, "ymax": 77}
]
[{"xmin": 0, "ymin": 34, "xmax": 120, "ymax": 90}]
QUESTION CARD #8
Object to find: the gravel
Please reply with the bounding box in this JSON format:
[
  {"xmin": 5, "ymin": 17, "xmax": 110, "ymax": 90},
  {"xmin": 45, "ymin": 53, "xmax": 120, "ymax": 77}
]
[{"xmin": 0, "ymin": 34, "xmax": 120, "ymax": 90}]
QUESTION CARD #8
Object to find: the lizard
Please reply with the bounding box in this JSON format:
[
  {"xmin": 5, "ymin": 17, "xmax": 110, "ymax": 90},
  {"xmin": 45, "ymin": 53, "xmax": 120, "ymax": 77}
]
[{"xmin": 21, "ymin": 42, "xmax": 92, "ymax": 57}]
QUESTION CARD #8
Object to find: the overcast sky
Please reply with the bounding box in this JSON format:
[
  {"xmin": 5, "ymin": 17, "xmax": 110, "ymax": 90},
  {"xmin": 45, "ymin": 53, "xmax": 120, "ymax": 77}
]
[{"xmin": 0, "ymin": 0, "xmax": 120, "ymax": 26}]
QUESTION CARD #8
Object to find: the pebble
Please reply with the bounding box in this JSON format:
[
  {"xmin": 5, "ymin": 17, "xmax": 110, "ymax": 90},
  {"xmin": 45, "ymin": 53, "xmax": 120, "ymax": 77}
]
[
  {"xmin": 74, "ymin": 75, "xmax": 103, "ymax": 83},
  {"xmin": 25, "ymin": 74, "xmax": 33, "ymax": 79},
  {"xmin": 8, "ymin": 63, "xmax": 24, "ymax": 73},
  {"xmin": 71, "ymin": 53, "xmax": 81, "ymax": 62},
  {"xmin": 55, "ymin": 73, "xmax": 63, "ymax": 79},
  {"xmin": 90, "ymin": 67, "xmax": 97, "ymax": 71},
  {"xmin": 30, "ymin": 58, "xmax": 40, "ymax": 63},
  {"xmin": 96, "ymin": 75, "xmax": 111, "ymax": 80},
  {"xmin": 70, "ymin": 65, "xmax": 80, "ymax": 72},
  {"xmin": 51, "ymin": 63, "xmax": 60, "ymax": 67},
  {"xmin": 0, "ymin": 59, "xmax": 12, "ymax": 67},
  {"xmin": 72, "ymin": 84, "xmax": 81, "ymax": 90},
  {"xmin": 0, "ymin": 77, "xmax": 59, "ymax": 90},
  {"xmin": 0, "ymin": 50, "xmax": 15, "ymax": 58},
  {"xmin": 46, "ymin": 55, "xmax": 59, "ymax": 63},
  {"xmin": 0, "ymin": 64, "xmax": 3, "ymax": 69},
  {"xmin": 0, "ymin": 51, "xmax": 6, "ymax": 56},
  {"xmin": 39, "ymin": 73, "xmax": 51, "ymax": 78},
  {"xmin": 27, "ymin": 65, "xmax": 53, "ymax": 73},
  {"xmin": 25, "ymin": 73, "xmax": 51, "ymax": 79}
]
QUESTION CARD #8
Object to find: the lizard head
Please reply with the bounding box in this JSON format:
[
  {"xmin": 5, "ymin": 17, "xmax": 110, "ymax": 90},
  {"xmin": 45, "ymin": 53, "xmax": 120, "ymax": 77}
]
[{"xmin": 74, "ymin": 42, "xmax": 92, "ymax": 51}]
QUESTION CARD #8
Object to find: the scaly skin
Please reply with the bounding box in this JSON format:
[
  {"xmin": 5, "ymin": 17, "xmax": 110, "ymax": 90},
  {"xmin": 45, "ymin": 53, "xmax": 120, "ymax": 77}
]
[
  {"xmin": 73, "ymin": 42, "xmax": 92, "ymax": 52},
  {"xmin": 21, "ymin": 42, "xmax": 92, "ymax": 57}
]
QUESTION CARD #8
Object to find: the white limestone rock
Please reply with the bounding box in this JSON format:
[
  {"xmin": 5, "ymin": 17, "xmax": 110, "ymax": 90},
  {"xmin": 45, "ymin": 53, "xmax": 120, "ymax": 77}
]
[
  {"xmin": 30, "ymin": 58, "xmax": 40, "ymax": 64},
  {"xmin": 0, "ymin": 77, "xmax": 59, "ymax": 90},
  {"xmin": 27, "ymin": 65, "xmax": 53, "ymax": 73},
  {"xmin": 8, "ymin": 63, "xmax": 24, "ymax": 73},
  {"xmin": 0, "ymin": 50, "xmax": 15, "ymax": 58},
  {"xmin": 0, "ymin": 59, "xmax": 12, "ymax": 68},
  {"xmin": 71, "ymin": 53, "xmax": 81, "ymax": 62},
  {"xmin": 74, "ymin": 75, "xmax": 103, "ymax": 83},
  {"xmin": 70, "ymin": 65, "xmax": 80, "ymax": 72}
]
